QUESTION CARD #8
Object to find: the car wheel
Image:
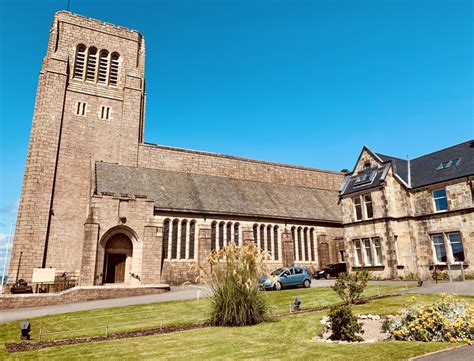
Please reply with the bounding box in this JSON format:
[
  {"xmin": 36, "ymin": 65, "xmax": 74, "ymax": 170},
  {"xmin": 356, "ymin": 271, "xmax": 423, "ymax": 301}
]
[
  {"xmin": 325, "ymin": 273, "xmax": 330, "ymax": 280},
  {"xmin": 274, "ymin": 281, "xmax": 282, "ymax": 291},
  {"xmin": 303, "ymin": 279, "xmax": 310, "ymax": 288}
]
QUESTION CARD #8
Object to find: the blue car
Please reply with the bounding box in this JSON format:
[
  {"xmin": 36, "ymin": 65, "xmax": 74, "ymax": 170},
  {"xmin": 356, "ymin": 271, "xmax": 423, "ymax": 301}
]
[{"xmin": 259, "ymin": 266, "xmax": 312, "ymax": 290}]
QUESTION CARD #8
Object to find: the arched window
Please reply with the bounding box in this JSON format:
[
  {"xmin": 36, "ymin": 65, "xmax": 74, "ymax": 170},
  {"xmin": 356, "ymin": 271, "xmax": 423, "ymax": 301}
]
[
  {"xmin": 310, "ymin": 228, "xmax": 315, "ymax": 261},
  {"xmin": 73, "ymin": 44, "xmax": 86, "ymax": 80},
  {"xmin": 86, "ymin": 47, "xmax": 98, "ymax": 82},
  {"xmin": 98, "ymin": 50, "xmax": 109, "ymax": 84},
  {"xmin": 171, "ymin": 219, "xmax": 178, "ymax": 259},
  {"xmin": 180, "ymin": 220, "xmax": 187, "ymax": 259},
  {"xmin": 297, "ymin": 227, "xmax": 302, "ymax": 261},
  {"xmin": 189, "ymin": 221, "xmax": 196, "ymax": 259},
  {"xmin": 211, "ymin": 221, "xmax": 217, "ymax": 251},
  {"xmin": 273, "ymin": 226, "xmax": 279, "ymax": 260},
  {"xmin": 234, "ymin": 223, "xmax": 240, "ymax": 245},
  {"xmin": 259, "ymin": 225, "xmax": 265, "ymax": 251},
  {"xmin": 266, "ymin": 225, "xmax": 272, "ymax": 254},
  {"xmin": 253, "ymin": 224, "xmax": 258, "ymax": 247},
  {"xmin": 303, "ymin": 228, "xmax": 309, "ymax": 261},
  {"xmin": 109, "ymin": 52, "xmax": 120, "ymax": 85},
  {"xmin": 218, "ymin": 222, "xmax": 225, "ymax": 250},
  {"xmin": 226, "ymin": 222, "xmax": 232, "ymax": 245},
  {"xmin": 163, "ymin": 219, "xmax": 170, "ymax": 259}
]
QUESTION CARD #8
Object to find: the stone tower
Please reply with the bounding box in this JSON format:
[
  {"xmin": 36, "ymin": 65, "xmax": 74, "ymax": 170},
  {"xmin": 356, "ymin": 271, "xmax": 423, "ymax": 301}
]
[{"xmin": 8, "ymin": 11, "xmax": 146, "ymax": 284}]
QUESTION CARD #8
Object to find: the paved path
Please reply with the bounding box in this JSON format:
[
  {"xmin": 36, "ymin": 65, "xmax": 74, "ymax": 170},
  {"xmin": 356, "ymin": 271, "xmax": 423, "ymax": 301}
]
[
  {"xmin": 412, "ymin": 345, "xmax": 474, "ymax": 361},
  {"xmin": 404, "ymin": 280, "xmax": 474, "ymax": 296},
  {"xmin": 3, "ymin": 280, "xmax": 472, "ymax": 324}
]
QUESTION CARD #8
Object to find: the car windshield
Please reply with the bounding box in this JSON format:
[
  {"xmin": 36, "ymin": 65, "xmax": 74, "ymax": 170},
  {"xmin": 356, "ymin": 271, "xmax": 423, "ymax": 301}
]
[{"xmin": 271, "ymin": 268, "xmax": 284, "ymax": 276}]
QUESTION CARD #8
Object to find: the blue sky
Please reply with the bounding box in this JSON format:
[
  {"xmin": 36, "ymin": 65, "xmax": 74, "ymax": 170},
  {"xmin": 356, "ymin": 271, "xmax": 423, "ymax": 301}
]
[{"xmin": 0, "ymin": 0, "xmax": 472, "ymax": 276}]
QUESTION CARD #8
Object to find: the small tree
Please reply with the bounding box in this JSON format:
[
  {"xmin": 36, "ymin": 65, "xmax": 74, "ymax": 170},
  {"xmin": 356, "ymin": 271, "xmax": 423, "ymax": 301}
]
[
  {"xmin": 331, "ymin": 270, "xmax": 368, "ymax": 305},
  {"xmin": 328, "ymin": 305, "xmax": 363, "ymax": 341},
  {"xmin": 202, "ymin": 242, "xmax": 271, "ymax": 326}
]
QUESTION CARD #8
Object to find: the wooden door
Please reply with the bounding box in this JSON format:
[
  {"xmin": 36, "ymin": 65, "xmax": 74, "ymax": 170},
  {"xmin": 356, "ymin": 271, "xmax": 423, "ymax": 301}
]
[{"xmin": 114, "ymin": 255, "xmax": 126, "ymax": 283}]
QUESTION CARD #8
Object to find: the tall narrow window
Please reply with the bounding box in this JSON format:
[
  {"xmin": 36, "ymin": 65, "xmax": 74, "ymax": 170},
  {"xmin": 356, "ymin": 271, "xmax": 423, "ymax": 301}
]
[
  {"xmin": 76, "ymin": 102, "xmax": 86, "ymax": 116},
  {"xmin": 273, "ymin": 226, "xmax": 279, "ymax": 260},
  {"xmin": 309, "ymin": 229, "xmax": 315, "ymax": 261},
  {"xmin": 253, "ymin": 224, "xmax": 258, "ymax": 247},
  {"xmin": 189, "ymin": 221, "xmax": 196, "ymax": 259},
  {"xmin": 109, "ymin": 52, "xmax": 120, "ymax": 85},
  {"xmin": 291, "ymin": 227, "xmax": 296, "ymax": 259},
  {"xmin": 363, "ymin": 238, "xmax": 372, "ymax": 265},
  {"xmin": 353, "ymin": 197, "xmax": 363, "ymax": 220},
  {"xmin": 373, "ymin": 238, "xmax": 382, "ymax": 265},
  {"xmin": 260, "ymin": 225, "xmax": 265, "ymax": 251},
  {"xmin": 297, "ymin": 227, "xmax": 302, "ymax": 261},
  {"xmin": 100, "ymin": 106, "xmax": 110, "ymax": 120},
  {"xmin": 86, "ymin": 47, "xmax": 98, "ymax": 82},
  {"xmin": 171, "ymin": 219, "xmax": 178, "ymax": 259},
  {"xmin": 211, "ymin": 222, "xmax": 217, "ymax": 251},
  {"xmin": 98, "ymin": 50, "xmax": 109, "ymax": 84},
  {"xmin": 180, "ymin": 220, "xmax": 187, "ymax": 259},
  {"xmin": 266, "ymin": 225, "xmax": 272, "ymax": 254},
  {"xmin": 163, "ymin": 219, "xmax": 170, "ymax": 259},
  {"xmin": 448, "ymin": 232, "xmax": 464, "ymax": 262},
  {"xmin": 226, "ymin": 222, "xmax": 232, "ymax": 245},
  {"xmin": 364, "ymin": 194, "xmax": 373, "ymax": 219},
  {"xmin": 234, "ymin": 223, "xmax": 240, "ymax": 245},
  {"xmin": 74, "ymin": 44, "xmax": 86, "ymax": 80},
  {"xmin": 303, "ymin": 228, "xmax": 309, "ymax": 261},
  {"xmin": 354, "ymin": 240, "xmax": 362, "ymax": 266},
  {"xmin": 433, "ymin": 189, "xmax": 448, "ymax": 212},
  {"xmin": 218, "ymin": 222, "xmax": 225, "ymax": 250},
  {"xmin": 432, "ymin": 234, "xmax": 447, "ymax": 263}
]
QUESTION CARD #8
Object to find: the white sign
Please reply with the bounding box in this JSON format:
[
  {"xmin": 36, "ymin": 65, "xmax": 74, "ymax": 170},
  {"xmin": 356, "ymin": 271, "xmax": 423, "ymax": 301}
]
[{"xmin": 32, "ymin": 268, "xmax": 56, "ymax": 284}]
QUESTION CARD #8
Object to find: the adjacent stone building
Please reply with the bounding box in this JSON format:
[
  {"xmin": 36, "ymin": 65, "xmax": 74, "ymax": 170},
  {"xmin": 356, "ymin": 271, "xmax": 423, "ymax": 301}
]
[
  {"xmin": 340, "ymin": 142, "xmax": 474, "ymax": 280},
  {"xmin": 7, "ymin": 12, "xmax": 473, "ymax": 291}
]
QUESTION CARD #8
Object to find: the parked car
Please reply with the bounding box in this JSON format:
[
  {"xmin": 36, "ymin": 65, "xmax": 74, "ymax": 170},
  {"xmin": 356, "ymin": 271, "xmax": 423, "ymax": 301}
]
[
  {"xmin": 313, "ymin": 263, "xmax": 347, "ymax": 279},
  {"xmin": 259, "ymin": 266, "xmax": 311, "ymax": 290}
]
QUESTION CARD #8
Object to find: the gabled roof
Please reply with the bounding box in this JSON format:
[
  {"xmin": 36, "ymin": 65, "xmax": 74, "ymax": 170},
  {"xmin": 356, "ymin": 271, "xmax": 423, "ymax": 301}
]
[
  {"xmin": 95, "ymin": 162, "xmax": 342, "ymax": 223},
  {"xmin": 340, "ymin": 140, "xmax": 474, "ymax": 196}
]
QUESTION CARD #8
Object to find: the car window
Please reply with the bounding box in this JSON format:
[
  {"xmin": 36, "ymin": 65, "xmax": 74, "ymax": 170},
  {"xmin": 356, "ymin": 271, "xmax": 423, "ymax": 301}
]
[
  {"xmin": 281, "ymin": 269, "xmax": 291, "ymax": 276},
  {"xmin": 271, "ymin": 268, "xmax": 284, "ymax": 276},
  {"xmin": 295, "ymin": 268, "xmax": 303, "ymax": 274}
]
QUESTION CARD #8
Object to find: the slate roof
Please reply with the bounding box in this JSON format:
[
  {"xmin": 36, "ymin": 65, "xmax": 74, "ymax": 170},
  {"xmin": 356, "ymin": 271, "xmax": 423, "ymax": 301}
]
[
  {"xmin": 95, "ymin": 162, "xmax": 342, "ymax": 223},
  {"xmin": 340, "ymin": 140, "xmax": 474, "ymax": 196}
]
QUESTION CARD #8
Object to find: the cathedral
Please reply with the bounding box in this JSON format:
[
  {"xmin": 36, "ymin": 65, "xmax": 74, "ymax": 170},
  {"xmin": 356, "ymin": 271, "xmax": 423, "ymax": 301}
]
[{"xmin": 6, "ymin": 12, "xmax": 473, "ymax": 294}]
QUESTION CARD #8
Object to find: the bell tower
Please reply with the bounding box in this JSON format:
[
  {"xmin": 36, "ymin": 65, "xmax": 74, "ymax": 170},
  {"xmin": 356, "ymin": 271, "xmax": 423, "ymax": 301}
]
[{"xmin": 8, "ymin": 11, "xmax": 146, "ymax": 284}]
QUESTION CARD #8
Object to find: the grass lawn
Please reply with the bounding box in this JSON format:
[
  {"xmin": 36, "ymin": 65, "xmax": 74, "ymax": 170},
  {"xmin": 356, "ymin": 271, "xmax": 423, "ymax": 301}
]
[{"xmin": 1, "ymin": 285, "xmax": 471, "ymax": 360}]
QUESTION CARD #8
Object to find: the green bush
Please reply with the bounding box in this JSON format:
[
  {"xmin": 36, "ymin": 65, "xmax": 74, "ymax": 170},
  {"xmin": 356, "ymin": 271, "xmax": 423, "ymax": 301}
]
[
  {"xmin": 384, "ymin": 294, "xmax": 474, "ymax": 342},
  {"xmin": 204, "ymin": 242, "xmax": 271, "ymax": 326},
  {"xmin": 331, "ymin": 270, "xmax": 368, "ymax": 305},
  {"xmin": 431, "ymin": 269, "xmax": 449, "ymax": 281},
  {"xmin": 402, "ymin": 272, "xmax": 420, "ymax": 281},
  {"xmin": 328, "ymin": 304, "xmax": 363, "ymax": 341}
]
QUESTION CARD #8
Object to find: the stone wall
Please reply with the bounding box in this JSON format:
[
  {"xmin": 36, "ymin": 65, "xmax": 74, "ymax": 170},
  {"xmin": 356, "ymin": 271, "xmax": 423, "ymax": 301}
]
[
  {"xmin": 0, "ymin": 285, "xmax": 169, "ymax": 310},
  {"xmin": 138, "ymin": 143, "xmax": 344, "ymax": 191}
]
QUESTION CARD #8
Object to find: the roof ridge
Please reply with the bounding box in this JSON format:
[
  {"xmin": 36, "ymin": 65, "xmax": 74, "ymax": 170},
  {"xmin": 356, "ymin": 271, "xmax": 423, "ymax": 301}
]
[{"xmin": 411, "ymin": 139, "xmax": 473, "ymax": 162}]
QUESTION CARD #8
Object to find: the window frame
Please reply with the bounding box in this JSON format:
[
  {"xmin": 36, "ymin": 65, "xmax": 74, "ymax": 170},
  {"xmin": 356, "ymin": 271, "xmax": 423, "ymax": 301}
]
[
  {"xmin": 432, "ymin": 188, "xmax": 448, "ymax": 212},
  {"xmin": 364, "ymin": 194, "xmax": 374, "ymax": 219},
  {"xmin": 430, "ymin": 232, "xmax": 465, "ymax": 265},
  {"xmin": 353, "ymin": 196, "xmax": 363, "ymax": 221}
]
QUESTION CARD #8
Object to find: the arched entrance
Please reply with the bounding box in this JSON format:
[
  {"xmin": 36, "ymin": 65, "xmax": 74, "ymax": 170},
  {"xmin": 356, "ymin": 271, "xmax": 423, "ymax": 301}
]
[{"xmin": 104, "ymin": 233, "xmax": 133, "ymax": 283}]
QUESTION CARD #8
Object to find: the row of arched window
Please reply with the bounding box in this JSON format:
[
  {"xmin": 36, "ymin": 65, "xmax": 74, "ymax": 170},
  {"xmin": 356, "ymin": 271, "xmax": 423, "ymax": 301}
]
[
  {"xmin": 73, "ymin": 44, "xmax": 120, "ymax": 86},
  {"xmin": 291, "ymin": 226, "xmax": 316, "ymax": 262},
  {"xmin": 253, "ymin": 224, "xmax": 280, "ymax": 261},
  {"xmin": 163, "ymin": 219, "xmax": 196, "ymax": 260},
  {"xmin": 211, "ymin": 221, "xmax": 241, "ymax": 251}
]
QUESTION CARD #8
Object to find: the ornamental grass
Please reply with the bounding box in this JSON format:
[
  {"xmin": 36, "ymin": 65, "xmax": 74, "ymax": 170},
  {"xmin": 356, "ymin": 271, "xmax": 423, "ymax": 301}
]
[{"xmin": 201, "ymin": 242, "xmax": 272, "ymax": 327}]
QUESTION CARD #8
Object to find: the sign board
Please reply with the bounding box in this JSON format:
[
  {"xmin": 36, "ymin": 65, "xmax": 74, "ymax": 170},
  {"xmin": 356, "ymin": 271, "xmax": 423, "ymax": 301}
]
[{"xmin": 32, "ymin": 268, "xmax": 56, "ymax": 284}]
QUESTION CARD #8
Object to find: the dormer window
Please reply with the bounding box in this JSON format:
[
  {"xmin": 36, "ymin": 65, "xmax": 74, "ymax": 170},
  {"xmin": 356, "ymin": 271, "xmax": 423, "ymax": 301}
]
[
  {"xmin": 354, "ymin": 169, "xmax": 375, "ymax": 187},
  {"xmin": 437, "ymin": 158, "xmax": 460, "ymax": 170}
]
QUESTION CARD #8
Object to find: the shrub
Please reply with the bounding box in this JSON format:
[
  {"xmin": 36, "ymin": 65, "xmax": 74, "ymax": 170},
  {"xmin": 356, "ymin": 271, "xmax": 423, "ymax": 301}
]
[
  {"xmin": 431, "ymin": 269, "xmax": 449, "ymax": 281},
  {"xmin": 327, "ymin": 304, "xmax": 363, "ymax": 341},
  {"xmin": 204, "ymin": 242, "xmax": 271, "ymax": 326},
  {"xmin": 403, "ymin": 272, "xmax": 420, "ymax": 281},
  {"xmin": 331, "ymin": 270, "xmax": 369, "ymax": 305},
  {"xmin": 384, "ymin": 294, "xmax": 474, "ymax": 342}
]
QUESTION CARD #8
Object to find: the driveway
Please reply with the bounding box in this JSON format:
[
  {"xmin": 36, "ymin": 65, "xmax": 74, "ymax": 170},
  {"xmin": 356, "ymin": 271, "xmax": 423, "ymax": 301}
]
[{"xmin": 2, "ymin": 280, "xmax": 472, "ymax": 324}]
